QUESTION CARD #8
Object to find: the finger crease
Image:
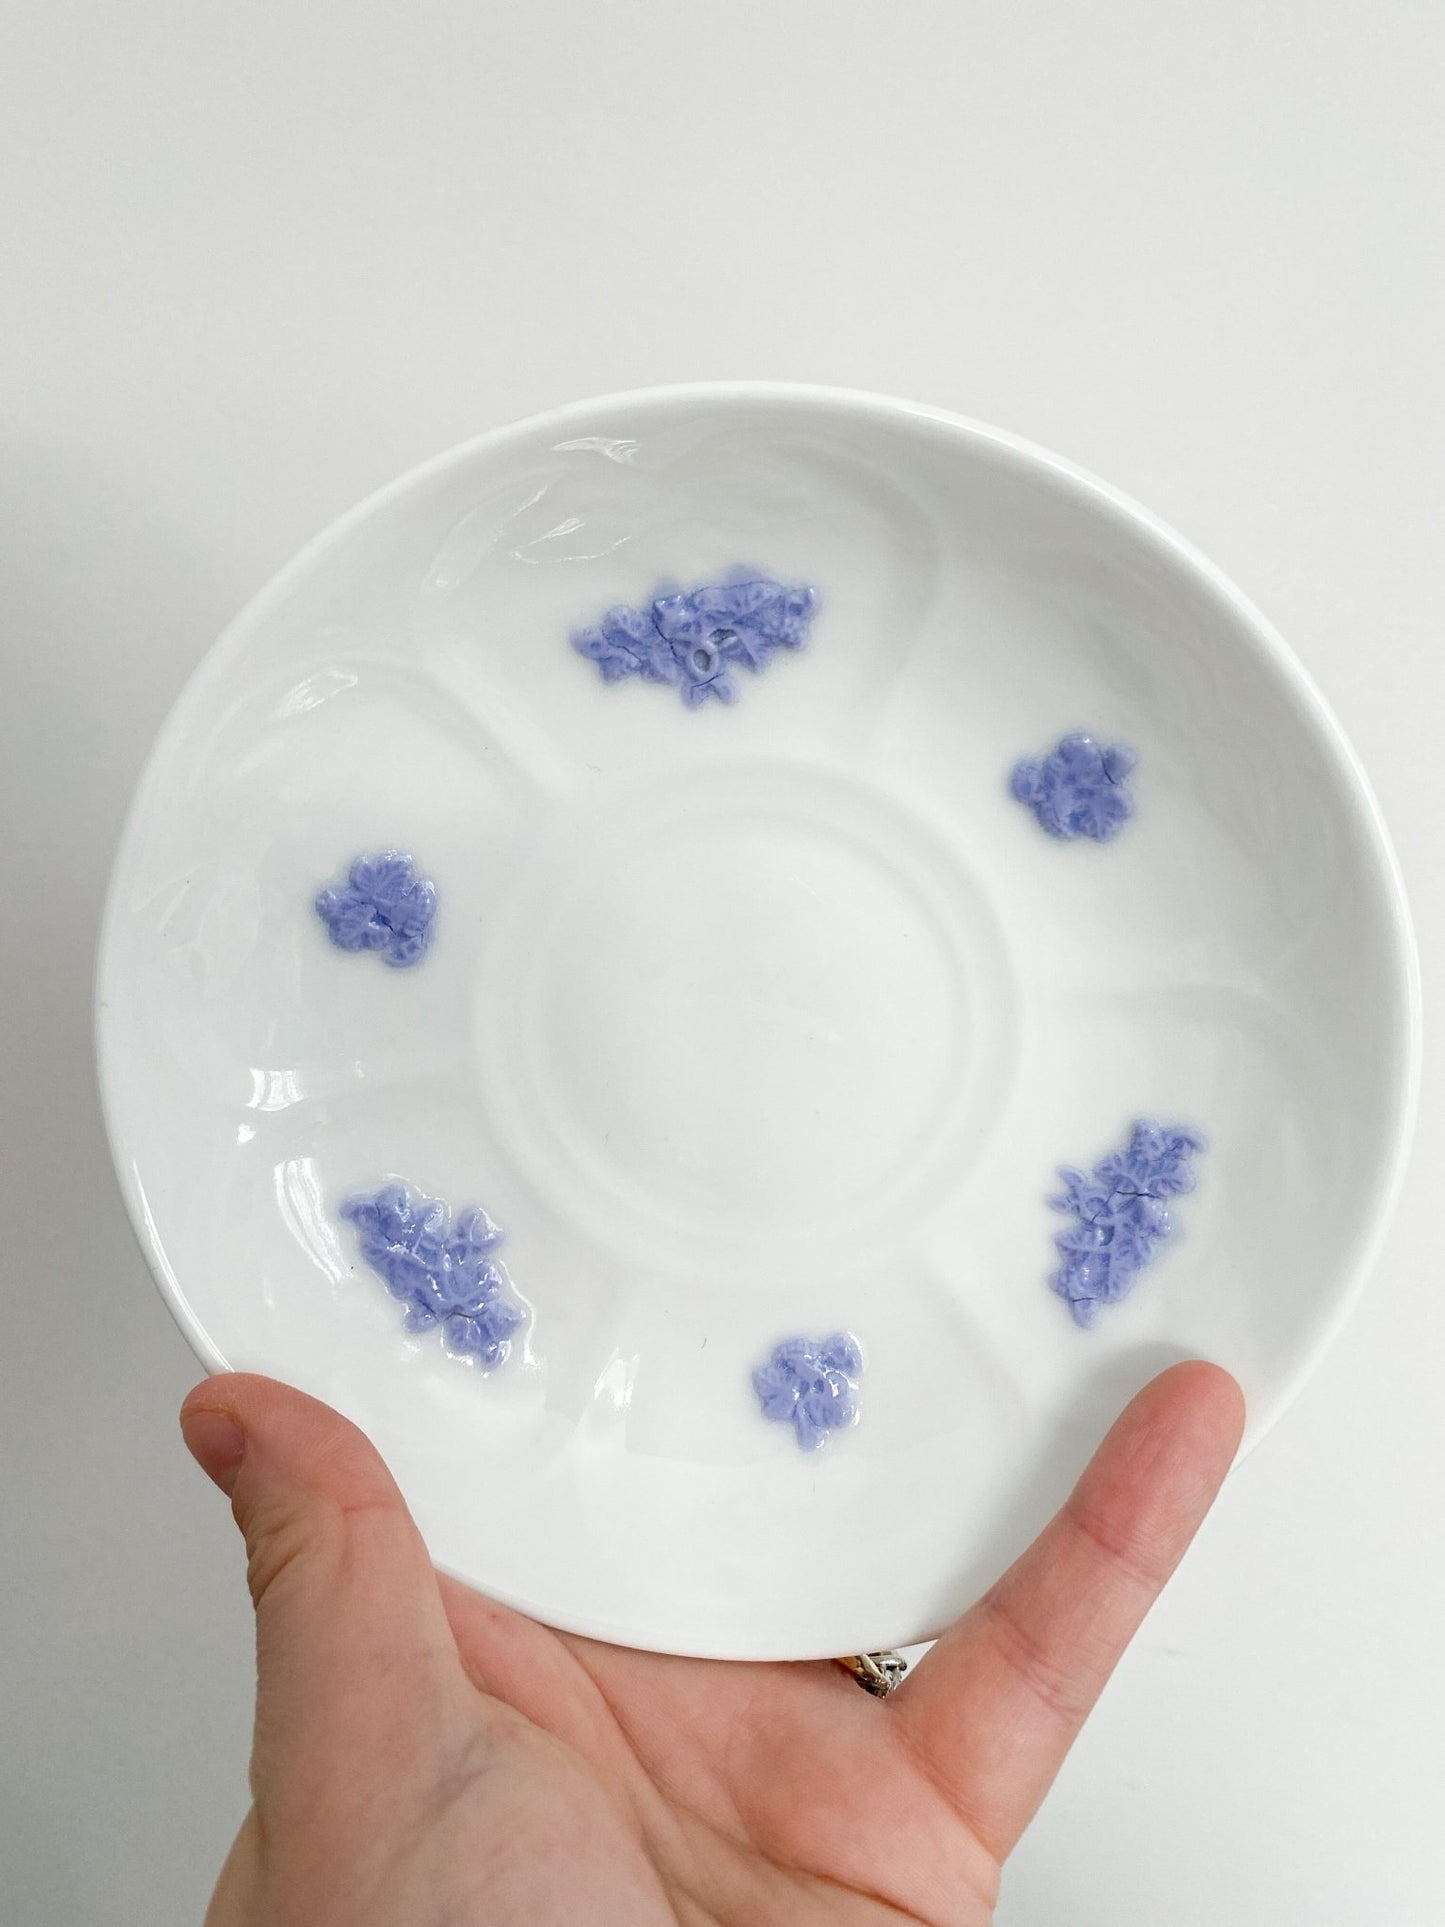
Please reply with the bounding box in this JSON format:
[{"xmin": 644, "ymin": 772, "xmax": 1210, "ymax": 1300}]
[
  {"xmin": 1065, "ymin": 1498, "xmax": 1167, "ymax": 1594},
  {"xmin": 979, "ymin": 1589, "xmax": 1089, "ymax": 1726}
]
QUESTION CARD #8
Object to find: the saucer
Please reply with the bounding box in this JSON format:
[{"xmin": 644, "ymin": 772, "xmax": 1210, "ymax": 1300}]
[{"xmin": 97, "ymin": 386, "xmax": 1418, "ymax": 1657}]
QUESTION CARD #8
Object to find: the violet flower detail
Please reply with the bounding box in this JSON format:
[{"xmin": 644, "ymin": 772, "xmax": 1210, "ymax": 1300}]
[
  {"xmin": 1049, "ymin": 1121, "xmax": 1204, "ymax": 1327},
  {"xmin": 572, "ymin": 574, "xmax": 819, "ymax": 707},
  {"xmin": 314, "ymin": 851, "xmax": 437, "ymax": 967},
  {"xmin": 341, "ymin": 1180, "xmax": 525, "ymax": 1369},
  {"xmin": 753, "ymin": 1332, "xmax": 862, "ymax": 1451},
  {"xmin": 1010, "ymin": 733, "xmax": 1137, "ymax": 841}
]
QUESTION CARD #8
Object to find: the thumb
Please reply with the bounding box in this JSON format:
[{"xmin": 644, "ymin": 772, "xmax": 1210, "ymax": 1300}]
[{"xmin": 180, "ymin": 1373, "xmax": 465, "ymax": 1776}]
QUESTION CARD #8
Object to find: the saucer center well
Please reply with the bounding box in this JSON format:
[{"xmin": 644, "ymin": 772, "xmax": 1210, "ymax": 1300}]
[{"xmin": 483, "ymin": 766, "xmax": 1016, "ymax": 1256}]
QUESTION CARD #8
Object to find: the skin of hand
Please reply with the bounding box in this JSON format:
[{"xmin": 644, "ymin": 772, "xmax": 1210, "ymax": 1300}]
[{"xmin": 180, "ymin": 1362, "xmax": 1243, "ymax": 1927}]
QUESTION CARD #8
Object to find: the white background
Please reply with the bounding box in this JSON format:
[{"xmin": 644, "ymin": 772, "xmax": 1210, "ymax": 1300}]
[{"xmin": 2, "ymin": 4, "xmax": 1442, "ymax": 1921}]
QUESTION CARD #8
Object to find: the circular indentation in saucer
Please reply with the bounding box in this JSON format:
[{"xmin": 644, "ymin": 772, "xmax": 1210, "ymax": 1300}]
[{"xmin": 477, "ymin": 763, "xmax": 1019, "ymax": 1271}]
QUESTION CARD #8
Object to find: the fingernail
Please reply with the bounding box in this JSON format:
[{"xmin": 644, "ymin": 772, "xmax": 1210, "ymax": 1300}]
[{"xmin": 181, "ymin": 1409, "xmax": 247, "ymax": 1496}]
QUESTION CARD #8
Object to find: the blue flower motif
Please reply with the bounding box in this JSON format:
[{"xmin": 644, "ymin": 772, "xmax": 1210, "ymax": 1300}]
[
  {"xmin": 1010, "ymin": 733, "xmax": 1137, "ymax": 841},
  {"xmin": 341, "ymin": 1180, "xmax": 525, "ymax": 1369},
  {"xmin": 752, "ymin": 1332, "xmax": 862, "ymax": 1451},
  {"xmin": 314, "ymin": 851, "xmax": 437, "ymax": 968},
  {"xmin": 572, "ymin": 574, "xmax": 819, "ymax": 707},
  {"xmin": 1048, "ymin": 1121, "xmax": 1204, "ymax": 1327},
  {"xmin": 572, "ymin": 602, "xmax": 679, "ymax": 686}
]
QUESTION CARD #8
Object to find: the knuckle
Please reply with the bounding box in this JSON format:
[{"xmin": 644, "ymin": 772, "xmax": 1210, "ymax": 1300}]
[
  {"xmin": 244, "ymin": 1501, "xmax": 327, "ymax": 1614},
  {"xmin": 982, "ymin": 1591, "xmax": 1088, "ymax": 1725},
  {"xmin": 1066, "ymin": 1498, "xmax": 1165, "ymax": 1593}
]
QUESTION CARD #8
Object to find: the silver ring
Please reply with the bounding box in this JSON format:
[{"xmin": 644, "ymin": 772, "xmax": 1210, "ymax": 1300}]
[{"xmin": 835, "ymin": 1651, "xmax": 907, "ymax": 1697}]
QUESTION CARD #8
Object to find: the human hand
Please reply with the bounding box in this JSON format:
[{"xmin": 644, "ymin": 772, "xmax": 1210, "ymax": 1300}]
[{"xmin": 181, "ymin": 1362, "xmax": 1243, "ymax": 1926}]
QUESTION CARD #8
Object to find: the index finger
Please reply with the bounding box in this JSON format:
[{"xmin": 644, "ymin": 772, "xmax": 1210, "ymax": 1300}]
[{"xmin": 891, "ymin": 1361, "xmax": 1244, "ymax": 1860}]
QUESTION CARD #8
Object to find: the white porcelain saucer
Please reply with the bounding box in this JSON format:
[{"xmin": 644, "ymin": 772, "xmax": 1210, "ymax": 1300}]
[{"xmin": 97, "ymin": 386, "xmax": 1419, "ymax": 1658}]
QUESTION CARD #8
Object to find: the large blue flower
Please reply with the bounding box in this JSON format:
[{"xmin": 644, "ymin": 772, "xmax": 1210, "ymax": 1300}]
[
  {"xmin": 341, "ymin": 1181, "xmax": 524, "ymax": 1370},
  {"xmin": 1049, "ymin": 1122, "xmax": 1204, "ymax": 1327},
  {"xmin": 753, "ymin": 1332, "xmax": 862, "ymax": 1451},
  {"xmin": 315, "ymin": 851, "xmax": 437, "ymax": 967},
  {"xmin": 1010, "ymin": 733, "xmax": 1137, "ymax": 841},
  {"xmin": 572, "ymin": 574, "xmax": 819, "ymax": 708}
]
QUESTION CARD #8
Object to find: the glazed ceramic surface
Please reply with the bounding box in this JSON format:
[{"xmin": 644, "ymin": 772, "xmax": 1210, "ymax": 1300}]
[{"xmin": 97, "ymin": 386, "xmax": 1417, "ymax": 1658}]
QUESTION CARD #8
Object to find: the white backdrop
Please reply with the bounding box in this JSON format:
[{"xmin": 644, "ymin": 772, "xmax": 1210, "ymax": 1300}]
[{"xmin": 3, "ymin": 4, "xmax": 1442, "ymax": 1921}]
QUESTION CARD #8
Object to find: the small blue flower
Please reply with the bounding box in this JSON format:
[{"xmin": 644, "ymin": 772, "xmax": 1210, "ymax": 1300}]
[
  {"xmin": 1011, "ymin": 733, "xmax": 1138, "ymax": 841},
  {"xmin": 341, "ymin": 1181, "xmax": 524, "ymax": 1370},
  {"xmin": 752, "ymin": 1332, "xmax": 862, "ymax": 1451},
  {"xmin": 315, "ymin": 851, "xmax": 437, "ymax": 967},
  {"xmin": 572, "ymin": 574, "xmax": 819, "ymax": 707},
  {"xmin": 1048, "ymin": 1122, "xmax": 1204, "ymax": 1327}
]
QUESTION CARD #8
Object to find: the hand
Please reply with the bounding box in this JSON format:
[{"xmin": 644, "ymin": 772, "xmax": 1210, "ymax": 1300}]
[{"xmin": 181, "ymin": 1362, "xmax": 1242, "ymax": 1926}]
